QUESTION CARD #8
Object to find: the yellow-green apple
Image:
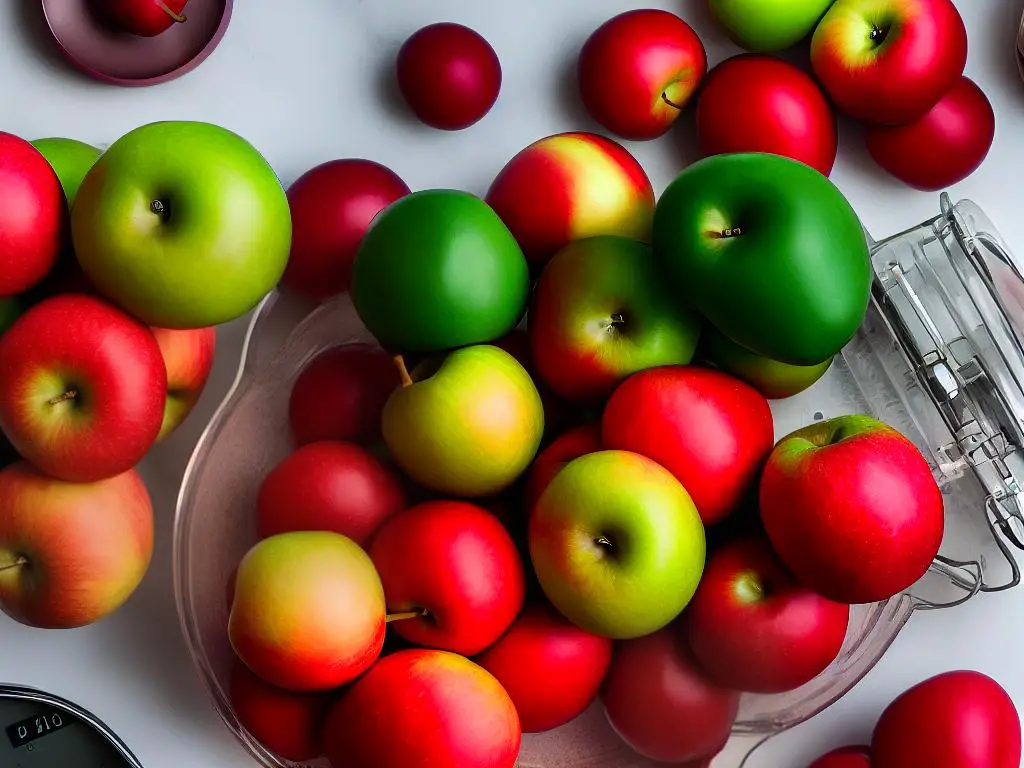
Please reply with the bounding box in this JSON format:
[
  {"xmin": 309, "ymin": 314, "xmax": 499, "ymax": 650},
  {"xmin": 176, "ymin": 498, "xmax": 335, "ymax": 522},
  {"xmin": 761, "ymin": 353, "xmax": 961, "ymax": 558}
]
[
  {"xmin": 475, "ymin": 601, "xmax": 613, "ymax": 733},
  {"xmin": 0, "ymin": 462, "xmax": 153, "ymax": 629},
  {"xmin": 96, "ymin": 0, "xmax": 189, "ymax": 37},
  {"xmin": 810, "ymin": 0, "xmax": 968, "ymax": 125},
  {"xmin": 524, "ymin": 423, "xmax": 603, "ymax": 512},
  {"xmin": 577, "ymin": 10, "xmax": 707, "ymax": 141},
  {"xmin": 30, "ymin": 138, "xmax": 102, "ymax": 206},
  {"xmin": 150, "ymin": 326, "xmax": 216, "ymax": 441},
  {"xmin": 369, "ymin": 500, "xmax": 526, "ymax": 655},
  {"xmin": 602, "ymin": 366, "xmax": 775, "ymax": 525},
  {"xmin": 0, "ymin": 132, "xmax": 64, "ymax": 296},
  {"xmin": 0, "ymin": 294, "xmax": 166, "ymax": 482},
  {"xmin": 322, "ymin": 649, "xmax": 521, "ymax": 768},
  {"xmin": 228, "ymin": 530, "xmax": 388, "ymax": 691},
  {"xmin": 228, "ymin": 660, "xmax": 330, "ymax": 763},
  {"xmin": 529, "ymin": 450, "xmax": 705, "ymax": 639},
  {"xmin": 485, "ymin": 132, "xmax": 655, "ymax": 266},
  {"xmin": 808, "ymin": 747, "xmax": 872, "ymax": 767},
  {"xmin": 681, "ymin": 537, "xmax": 850, "ymax": 694},
  {"xmin": 529, "ymin": 236, "xmax": 702, "ymax": 402},
  {"xmin": 760, "ymin": 414, "xmax": 945, "ymax": 604},
  {"xmin": 382, "ymin": 345, "xmax": 544, "ymax": 498},
  {"xmin": 257, "ymin": 441, "xmax": 406, "ymax": 548},
  {"xmin": 700, "ymin": 325, "xmax": 833, "ymax": 399},
  {"xmin": 709, "ymin": 0, "xmax": 834, "ymax": 51},
  {"xmin": 72, "ymin": 121, "xmax": 291, "ymax": 329},
  {"xmin": 601, "ymin": 625, "xmax": 740, "ymax": 763}
]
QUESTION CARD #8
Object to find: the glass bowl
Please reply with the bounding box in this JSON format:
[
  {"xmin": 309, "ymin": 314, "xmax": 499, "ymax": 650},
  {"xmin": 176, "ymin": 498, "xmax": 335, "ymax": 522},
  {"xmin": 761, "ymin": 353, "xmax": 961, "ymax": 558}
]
[{"xmin": 174, "ymin": 194, "xmax": 1024, "ymax": 767}]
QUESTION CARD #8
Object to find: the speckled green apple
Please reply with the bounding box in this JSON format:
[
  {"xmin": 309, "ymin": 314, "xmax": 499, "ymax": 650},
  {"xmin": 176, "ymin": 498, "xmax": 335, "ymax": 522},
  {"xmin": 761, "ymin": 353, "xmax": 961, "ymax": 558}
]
[
  {"xmin": 383, "ymin": 345, "xmax": 544, "ymax": 498},
  {"xmin": 709, "ymin": 0, "xmax": 835, "ymax": 52},
  {"xmin": 71, "ymin": 121, "xmax": 291, "ymax": 329},
  {"xmin": 30, "ymin": 137, "xmax": 102, "ymax": 206},
  {"xmin": 654, "ymin": 152, "xmax": 870, "ymax": 366},
  {"xmin": 351, "ymin": 190, "xmax": 529, "ymax": 352}
]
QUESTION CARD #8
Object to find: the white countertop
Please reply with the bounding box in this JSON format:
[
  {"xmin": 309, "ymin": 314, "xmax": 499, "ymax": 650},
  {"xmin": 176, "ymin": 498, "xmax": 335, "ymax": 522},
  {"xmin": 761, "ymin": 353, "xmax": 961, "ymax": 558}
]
[{"xmin": 1, "ymin": 1, "xmax": 1022, "ymax": 766}]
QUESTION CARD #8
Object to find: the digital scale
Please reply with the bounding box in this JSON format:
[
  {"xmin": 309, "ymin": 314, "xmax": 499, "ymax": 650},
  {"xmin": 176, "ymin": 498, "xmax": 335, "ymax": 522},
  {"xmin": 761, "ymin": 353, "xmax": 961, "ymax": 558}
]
[{"xmin": 0, "ymin": 684, "xmax": 142, "ymax": 767}]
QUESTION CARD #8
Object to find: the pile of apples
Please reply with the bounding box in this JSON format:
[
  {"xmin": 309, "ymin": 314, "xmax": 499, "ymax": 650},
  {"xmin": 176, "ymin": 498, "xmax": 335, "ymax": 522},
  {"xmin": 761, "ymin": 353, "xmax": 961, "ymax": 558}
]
[{"xmin": 0, "ymin": 120, "xmax": 295, "ymax": 630}]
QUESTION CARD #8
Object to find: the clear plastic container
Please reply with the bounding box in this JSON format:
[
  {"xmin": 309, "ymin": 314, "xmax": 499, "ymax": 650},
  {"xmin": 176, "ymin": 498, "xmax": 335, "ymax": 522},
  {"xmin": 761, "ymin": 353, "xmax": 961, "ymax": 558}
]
[{"xmin": 173, "ymin": 193, "xmax": 1024, "ymax": 767}]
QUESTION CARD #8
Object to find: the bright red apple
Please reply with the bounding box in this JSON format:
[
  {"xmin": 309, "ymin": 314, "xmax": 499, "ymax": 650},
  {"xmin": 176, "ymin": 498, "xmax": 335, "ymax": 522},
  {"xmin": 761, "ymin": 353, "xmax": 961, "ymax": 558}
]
[
  {"xmin": 760, "ymin": 414, "xmax": 944, "ymax": 604},
  {"xmin": 810, "ymin": 0, "xmax": 968, "ymax": 125},
  {"xmin": 369, "ymin": 500, "xmax": 526, "ymax": 655},
  {"xmin": 256, "ymin": 441, "xmax": 406, "ymax": 548},
  {"xmin": 681, "ymin": 537, "xmax": 850, "ymax": 694},
  {"xmin": 475, "ymin": 601, "xmax": 614, "ymax": 733},
  {"xmin": 602, "ymin": 366, "xmax": 774, "ymax": 525},
  {"xmin": 872, "ymin": 670, "xmax": 1021, "ymax": 768},
  {"xmin": 601, "ymin": 625, "xmax": 741, "ymax": 763},
  {"xmin": 288, "ymin": 343, "xmax": 400, "ymax": 446},
  {"xmin": 228, "ymin": 661, "xmax": 330, "ymax": 763},
  {"xmin": 98, "ymin": 0, "xmax": 189, "ymax": 37},
  {"xmin": 0, "ymin": 294, "xmax": 166, "ymax": 482},
  {"xmin": 807, "ymin": 746, "xmax": 872, "ymax": 767},
  {"xmin": 322, "ymin": 649, "xmax": 521, "ymax": 768},
  {"xmin": 696, "ymin": 53, "xmax": 837, "ymax": 176},
  {"xmin": 577, "ymin": 9, "xmax": 707, "ymax": 141},
  {"xmin": 396, "ymin": 23, "xmax": 502, "ymax": 130},
  {"xmin": 0, "ymin": 462, "xmax": 153, "ymax": 629},
  {"xmin": 151, "ymin": 326, "xmax": 216, "ymax": 441},
  {"xmin": 866, "ymin": 76, "xmax": 995, "ymax": 191},
  {"xmin": 523, "ymin": 423, "xmax": 603, "ymax": 512},
  {"xmin": 283, "ymin": 159, "xmax": 410, "ymax": 300},
  {"xmin": 0, "ymin": 132, "xmax": 63, "ymax": 296}
]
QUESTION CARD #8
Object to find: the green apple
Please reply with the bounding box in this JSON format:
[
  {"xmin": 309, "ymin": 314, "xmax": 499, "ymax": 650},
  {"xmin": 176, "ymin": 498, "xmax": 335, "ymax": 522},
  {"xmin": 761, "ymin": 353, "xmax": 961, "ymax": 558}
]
[
  {"xmin": 701, "ymin": 324, "xmax": 833, "ymax": 399},
  {"xmin": 30, "ymin": 138, "xmax": 102, "ymax": 206},
  {"xmin": 653, "ymin": 152, "xmax": 870, "ymax": 366},
  {"xmin": 0, "ymin": 298, "xmax": 20, "ymax": 336},
  {"xmin": 382, "ymin": 344, "xmax": 544, "ymax": 498},
  {"xmin": 529, "ymin": 450, "xmax": 706, "ymax": 639},
  {"xmin": 708, "ymin": 0, "xmax": 836, "ymax": 52},
  {"xmin": 71, "ymin": 121, "xmax": 291, "ymax": 329},
  {"xmin": 351, "ymin": 190, "xmax": 530, "ymax": 352}
]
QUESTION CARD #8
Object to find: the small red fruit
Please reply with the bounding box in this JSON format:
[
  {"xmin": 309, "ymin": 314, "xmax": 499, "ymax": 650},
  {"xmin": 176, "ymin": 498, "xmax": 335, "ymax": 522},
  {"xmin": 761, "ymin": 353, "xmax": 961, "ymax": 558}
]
[
  {"xmin": 524, "ymin": 423, "xmax": 603, "ymax": 512},
  {"xmin": 807, "ymin": 746, "xmax": 872, "ymax": 767}
]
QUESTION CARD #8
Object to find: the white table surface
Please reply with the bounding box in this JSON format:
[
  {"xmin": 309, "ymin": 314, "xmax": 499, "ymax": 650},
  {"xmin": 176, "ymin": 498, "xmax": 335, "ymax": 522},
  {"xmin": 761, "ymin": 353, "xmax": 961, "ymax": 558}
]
[{"xmin": 1, "ymin": 1, "xmax": 1023, "ymax": 766}]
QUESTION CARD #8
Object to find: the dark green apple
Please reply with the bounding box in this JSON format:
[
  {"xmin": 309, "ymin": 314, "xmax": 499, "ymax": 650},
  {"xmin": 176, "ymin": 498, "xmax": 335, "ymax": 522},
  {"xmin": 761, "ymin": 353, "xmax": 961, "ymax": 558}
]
[
  {"xmin": 30, "ymin": 138, "xmax": 102, "ymax": 207},
  {"xmin": 653, "ymin": 152, "xmax": 870, "ymax": 366},
  {"xmin": 351, "ymin": 190, "xmax": 529, "ymax": 352}
]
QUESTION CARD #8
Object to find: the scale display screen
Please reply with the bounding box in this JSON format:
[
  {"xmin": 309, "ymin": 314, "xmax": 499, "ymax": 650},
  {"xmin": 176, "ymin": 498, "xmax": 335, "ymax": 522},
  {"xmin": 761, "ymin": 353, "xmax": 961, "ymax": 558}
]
[{"xmin": 6, "ymin": 708, "xmax": 74, "ymax": 748}]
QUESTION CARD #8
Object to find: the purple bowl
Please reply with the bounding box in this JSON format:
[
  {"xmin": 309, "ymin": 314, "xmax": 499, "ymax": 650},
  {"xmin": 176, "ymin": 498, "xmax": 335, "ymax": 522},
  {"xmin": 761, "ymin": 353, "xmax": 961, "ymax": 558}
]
[{"xmin": 40, "ymin": 0, "xmax": 233, "ymax": 87}]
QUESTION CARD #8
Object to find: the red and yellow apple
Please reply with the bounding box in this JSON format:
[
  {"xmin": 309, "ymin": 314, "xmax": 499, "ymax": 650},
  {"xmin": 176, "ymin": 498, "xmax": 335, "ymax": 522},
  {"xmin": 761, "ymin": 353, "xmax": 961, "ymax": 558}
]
[
  {"xmin": 523, "ymin": 423, "xmax": 603, "ymax": 512},
  {"xmin": 322, "ymin": 649, "xmax": 521, "ymax": 768},
  {"xmin": 577, "ymin": 9, "xmax": 707, "ymax": 141},
  {"xmin": 150, "ymin": 326, "xmax": 216, "ymax": 441},
  {"xmin": 485, "ymin": 132, "xmax": 655, "ymax": 266},
  {"xmin": 228, "ymin": 531, "xmax": 387, "ymax": 691},
  {"xmin": 0, "ymin": 462, "xmax": 153, "ymax": 629}
]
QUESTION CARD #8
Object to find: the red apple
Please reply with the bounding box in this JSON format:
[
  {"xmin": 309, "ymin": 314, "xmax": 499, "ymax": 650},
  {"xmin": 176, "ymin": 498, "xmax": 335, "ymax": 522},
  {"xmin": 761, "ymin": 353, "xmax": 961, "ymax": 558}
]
[
  {"xmin": 151, "ymin": 326, "xmax": 216, "ymax": 442},
  {"xmin": 524, "ymin": 423, "xmax": 603, "ymax": 512},
  {"xmin": 601, "ymin": 626, "xmax": 740, "ymax": 763},
  {"xmin": 0, "ymin": 132, "xmax": 63, "ymax": 296},
  {"xmin": 228, "ymin": 661, "xmax": 330, "ymax": 763},
  {"xmin": 577, "ymin": 9, "xmax": 707, "ymax": 141},
  {"xmin": 396, "ymin": 23, "xmax": 502, "ymax": 131},
  {"xmin": 759, "ymin": 414, "xmax": 944, "ymax": 604},
  {"xmin": 283, "ymin": 159, "xmax": 410, "ymax": 301},
  {"xmin": 807, "ymin": 746, "xmax": 872, "ymax": 767},
  {"xmin": 289, "ymin": 343, "xmax": 400, "ymax": 446},
  {"xmin": 256, "ymin": 441, "xmax": 406, "ymax": 548},
  {"xmin": 872, "ymin": 670, "xmax": 1021, "ymax": 768},
  {"xmin": 322, "ymin": 649, "xmax": 521, "ymax": 768},
  {"xmin": 0, "ymin": 294, "xmax": 166, "ymax": 482},
  {"xmin": 97, "ymin": 0, "xmax": 189, "ymax": 37},
  {"xmin": 475, "ymin": 601, "xmax": 613, "ymax": 733},
  {"xmin": 369, "ymin": 500, "xmax": 526, "ymax": 656},
  {"xmin": 866, "ymin": 76, "xmax": 995, "ymax": 191},
  {"xmin": 681, "ymin": 537, "xmax": 850, "ymax": 694},
  {"xmin": 602, "ymin": 366, "xmax": 774, "ymax": 525},
  {"xmin": 696, "ymin": 53, "xmax": 837, "ymax": 176},
  {"xmin": 810, "ymin": 0, "xmax": 967, "ymax": 125},
  {"xmin": 0, "ymin": 462, "xmax": 153, "ymax": 629}
]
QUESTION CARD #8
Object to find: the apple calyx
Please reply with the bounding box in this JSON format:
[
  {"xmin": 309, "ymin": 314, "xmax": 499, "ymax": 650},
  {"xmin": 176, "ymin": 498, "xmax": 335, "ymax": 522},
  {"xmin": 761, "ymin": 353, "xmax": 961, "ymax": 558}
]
[
  {"xmin": 48, "ymin": 388, "xmax": 79, "ymax": 406},
  {"xmin": 607, "ymin": 313, "xmax": 627, "ymax": 334},
  {"xmin": 0, "ymin": 556, "xmax": 28, "ymax": 574},
  {"xmin": 150, "ymin": 199, "xmax": 171, "ymax": 222},
  {"xmin": 868, "ymin": 24, "xmax": 890, "ymax": 45},
  {"xmin": 716, "ymin": 227, "xmax": 743, "ymax": 239},
  {"xmin": 156, "ymin": 0, "xmax": 187, "ymax": 24},
  {"xmin": 393, "ymin": 355, "xmax": 414, "ymax": 388},
  {"xmin": 385, "ymin": 608, "xmax": 428, "ymax": 624}
]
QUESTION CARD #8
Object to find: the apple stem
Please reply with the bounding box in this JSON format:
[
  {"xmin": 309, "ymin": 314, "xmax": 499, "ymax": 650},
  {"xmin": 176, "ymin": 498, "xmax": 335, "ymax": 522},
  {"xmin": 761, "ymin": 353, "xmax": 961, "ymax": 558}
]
[
  {"xmin": 150, "ymin": 200, "xmax": 170, "ymax": 221},
  {"xmin": 717, "ymin": 227, "xmax": 744, "ymax": 239},
  {"xmin": 386, "ymin": 608, "xmax": 428, "ymax": 623},
  {"xmin": 869, "ymin": 25, "xmax": 888, "ymax": 44},
  {"xmin": 393, "ymin": 355, "xmax": 414, "ymax": 388},
  {"xmin": 48, "ymin": 389, "xmax": 78, "ymax": 406},
  {"xmin": 156, "ymin": 0, "xmax": 187, "ymax": 23},
  {"xmin": 661, "ymin": 92, "xmax": 684, "ymax": 111},
  {"xmin": 0, "ymin": 556, "xmax": 27, "ymax": 574},
  {"xmin": 594, "ymin": 535, "xmax": 614, "ymax": 551}
]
